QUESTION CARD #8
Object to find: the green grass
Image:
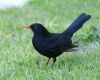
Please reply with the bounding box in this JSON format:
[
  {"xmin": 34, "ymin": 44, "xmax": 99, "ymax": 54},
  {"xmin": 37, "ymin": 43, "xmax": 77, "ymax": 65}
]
[{"xmin": 0, "ymin": 0, "xmax": 100, "ymax": 80}]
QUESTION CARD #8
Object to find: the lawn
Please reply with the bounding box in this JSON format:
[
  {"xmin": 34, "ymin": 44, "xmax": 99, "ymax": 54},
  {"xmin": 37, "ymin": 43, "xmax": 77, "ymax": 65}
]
[{"xmin": 0, "ymin": 0, "xmax": 100, "ymax": 80}]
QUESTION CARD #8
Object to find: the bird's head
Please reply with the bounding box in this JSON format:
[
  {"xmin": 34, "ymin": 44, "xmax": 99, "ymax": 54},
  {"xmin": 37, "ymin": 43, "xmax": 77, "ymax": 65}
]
[{"xmin": 24, "ymin": 23, "xmax": 49, "ymax": 36}]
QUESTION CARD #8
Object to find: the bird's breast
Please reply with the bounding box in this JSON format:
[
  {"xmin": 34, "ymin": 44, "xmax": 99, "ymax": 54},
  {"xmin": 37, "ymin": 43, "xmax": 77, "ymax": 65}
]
[{"xmin": 32, "ymin": 37, "xmax": 46, "ymax": 54}]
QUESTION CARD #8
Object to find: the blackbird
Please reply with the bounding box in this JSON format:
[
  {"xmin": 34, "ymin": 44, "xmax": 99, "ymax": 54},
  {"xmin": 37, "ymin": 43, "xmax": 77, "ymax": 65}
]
[{"xmin": 25, "ymin": 13, "xmax": 91, "ymax": 66}]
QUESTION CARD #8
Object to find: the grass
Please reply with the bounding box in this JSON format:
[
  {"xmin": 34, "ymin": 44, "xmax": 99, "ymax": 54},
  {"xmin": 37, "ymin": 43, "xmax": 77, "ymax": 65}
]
[{"xmin": 0, "ymin": 0, "xmax": 100, "ymax": 80}]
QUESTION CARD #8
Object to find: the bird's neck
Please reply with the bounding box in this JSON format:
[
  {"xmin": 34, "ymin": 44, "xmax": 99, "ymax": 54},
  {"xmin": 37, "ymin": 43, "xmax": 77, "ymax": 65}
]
[{"xmin": 34, "ymin": 30, "xmax": 50, "ymax": 38}]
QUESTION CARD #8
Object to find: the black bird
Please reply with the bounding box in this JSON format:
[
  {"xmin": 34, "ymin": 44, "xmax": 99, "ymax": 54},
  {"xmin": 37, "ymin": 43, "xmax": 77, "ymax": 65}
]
[{"xmin": 25, "ymin": 13, "xmax": 91, "ymax": 66}]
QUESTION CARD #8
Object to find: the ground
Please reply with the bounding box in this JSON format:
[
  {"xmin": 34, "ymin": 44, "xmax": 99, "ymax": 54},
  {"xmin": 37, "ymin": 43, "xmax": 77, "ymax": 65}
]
[{"xmin": 0, "ymin": 0, "xmax": 100, "ymax": 80}]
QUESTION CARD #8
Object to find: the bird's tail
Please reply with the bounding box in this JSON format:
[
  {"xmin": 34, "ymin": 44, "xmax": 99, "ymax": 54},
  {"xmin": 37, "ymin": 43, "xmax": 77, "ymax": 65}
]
[{"xmin": 63, "ymin": 13, "xmax": 91, "ymax": 37}]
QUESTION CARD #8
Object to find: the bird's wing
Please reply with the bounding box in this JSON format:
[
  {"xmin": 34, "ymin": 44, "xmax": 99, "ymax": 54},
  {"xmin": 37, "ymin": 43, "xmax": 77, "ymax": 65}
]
[{"xmin": 42, "ymin": 35, "xmax": 72, "ymax": 52}]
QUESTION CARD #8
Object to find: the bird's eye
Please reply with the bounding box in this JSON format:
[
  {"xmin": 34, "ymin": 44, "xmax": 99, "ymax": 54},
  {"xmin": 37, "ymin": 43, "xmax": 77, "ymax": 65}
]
[{"xmin": 34, "ymin": 26, "xmax": 38, "ymax": 29}]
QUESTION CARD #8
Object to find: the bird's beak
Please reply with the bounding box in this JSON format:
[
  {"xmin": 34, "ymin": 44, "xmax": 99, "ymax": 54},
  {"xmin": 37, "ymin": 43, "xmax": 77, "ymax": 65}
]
[{"xmin": 24, "ymin": 25, "xmax": 30, "ymax": 29}]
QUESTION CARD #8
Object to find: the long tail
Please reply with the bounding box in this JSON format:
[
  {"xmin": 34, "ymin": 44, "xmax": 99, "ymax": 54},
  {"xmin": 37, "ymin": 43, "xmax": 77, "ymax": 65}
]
[{"xmin": 63, "ymin": 13, "xmax": 91, "ymax": 37}]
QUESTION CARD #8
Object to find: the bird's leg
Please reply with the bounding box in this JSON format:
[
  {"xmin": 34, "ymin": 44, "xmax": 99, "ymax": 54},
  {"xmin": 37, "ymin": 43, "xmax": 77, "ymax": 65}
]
[
  {"xmin": 46, "ymin": 57, "xmax": 51, "ymax": 66},
  {"xmin": 51, "ymin": 58, "xmax": 56, "ymax": 67}
]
